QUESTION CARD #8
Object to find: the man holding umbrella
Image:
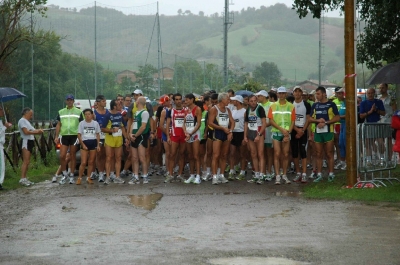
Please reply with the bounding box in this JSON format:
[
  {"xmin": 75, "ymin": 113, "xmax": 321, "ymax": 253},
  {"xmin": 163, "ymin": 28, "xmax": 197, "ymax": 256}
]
[{"xmin": 54, "ymin": 94, "xmax": 83, "ymax": 184}]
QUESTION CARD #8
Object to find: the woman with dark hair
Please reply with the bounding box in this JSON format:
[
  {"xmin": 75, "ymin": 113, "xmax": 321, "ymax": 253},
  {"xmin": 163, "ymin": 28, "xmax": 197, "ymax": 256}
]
[
  {"xmin": 18, "ymin": 107, "xmax": 43, "ymax": 186},
  {"xmin": 77, "ymin": 108, "xmax": 101, "ymax": 185}
]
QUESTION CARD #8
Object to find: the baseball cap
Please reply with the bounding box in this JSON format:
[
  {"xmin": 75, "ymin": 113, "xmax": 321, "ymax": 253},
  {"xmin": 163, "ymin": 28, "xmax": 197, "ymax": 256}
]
[
  {"xmin": 255, "ymin": 90, "xmax": 269, "ymax": 98},
  {"xmin": 310, "ymin": 90, "xmax": 316, "ymax": 95},
  {"xmin": 277, "ymin": 87, "xmax": 287, "ymax": 93},
  {"xmin": 335, "ymin": 87, "xmax": 345, "ymax": 93},
  {"xmin": 133, "ymin": 89, "xmax": 143, "ymax": 95},
  {"xmin": 65, "ymin": 94, "xmax": 74, "ymax": 100},
  {"xmin": 293, "ymin": 86, "xmax": 303, "ymax": 92},
  {"xmin": 302, "ymin": 91, "xmax": 309, "ymax": 95},
  {"xmin": 159, "ymin": 95, "xmax": 170, "ymax": 104},
  {"xmin": 144, "ymin": 96, "xmax": 151, "ymax": 103},
  {"xmin": 73, "ymin": 102, "xmax": 81, "ymax": 108},
  {"xmin": 270, "ymin": 87, "xmax": 277, "ymax": 92},
  {"xmin": 230, "ymin": 95, "xmax": 243, "ymax": 103}
]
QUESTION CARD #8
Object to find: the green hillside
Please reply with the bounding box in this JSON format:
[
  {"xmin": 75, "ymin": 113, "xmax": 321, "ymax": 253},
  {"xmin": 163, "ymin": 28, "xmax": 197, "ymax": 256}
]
[
  {"xmin": 199, "ymin": 25, "xmax": 340, "ymax": 81},
  {"xmin": 39, "ymin": 4, "xmax": 345, "ymax": 81}
]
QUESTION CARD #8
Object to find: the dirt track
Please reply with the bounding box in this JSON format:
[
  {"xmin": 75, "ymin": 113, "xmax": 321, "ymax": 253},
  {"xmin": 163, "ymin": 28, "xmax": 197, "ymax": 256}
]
[{"xmin": 1, "ymin": 175, "xmax": 399, "ymax": 265}]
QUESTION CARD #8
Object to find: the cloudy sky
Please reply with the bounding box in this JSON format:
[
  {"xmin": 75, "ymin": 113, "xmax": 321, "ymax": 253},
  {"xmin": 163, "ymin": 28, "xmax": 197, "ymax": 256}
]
[{"xmin": 46, "ymin": 0, "xmax": 341, "ymax": 17}]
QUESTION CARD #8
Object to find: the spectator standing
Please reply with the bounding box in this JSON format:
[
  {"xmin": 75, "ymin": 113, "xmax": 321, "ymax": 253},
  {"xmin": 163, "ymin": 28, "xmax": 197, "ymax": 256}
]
[{"xmin": 0, "ymin": 107, "xmax": 12, "ymax": 189}]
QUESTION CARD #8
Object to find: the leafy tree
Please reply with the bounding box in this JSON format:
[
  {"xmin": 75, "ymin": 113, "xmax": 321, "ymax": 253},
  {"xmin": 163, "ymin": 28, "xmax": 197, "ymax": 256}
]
[
  {"xmin": 253, "ymin": 61, "xmax": 282, "ymax": 87},
  {"xmin": 243, "ymin": 79, "xmax": 263, "ymax": 93},
  {"xmin": 292, "ymin": 0, "xmax": 400, "ymax": 68},
  {"xmin": 136, "ymin": 64, "xmax": 158, "ymax": 92},
  {"xmin": 0, "ymin": 0, "xmax": 48, "ymax": 70},
  {"xmin": 177, "ymin": 9, "xmax": 182, "ymax": 16},
  {"xmin": 198, "ymin": 11, "xmax": 204, "ymax": 17}
]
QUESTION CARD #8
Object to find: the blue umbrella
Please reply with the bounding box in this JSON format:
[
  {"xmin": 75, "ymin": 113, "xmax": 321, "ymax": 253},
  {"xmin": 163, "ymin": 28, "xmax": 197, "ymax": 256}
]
[
  {"xmin": 235, "ymin": 90, "xmax": 254, "ymax": 97},
  {"xmin": 0, "ymin": 87, "xmax": 26, "ymax": 123}
]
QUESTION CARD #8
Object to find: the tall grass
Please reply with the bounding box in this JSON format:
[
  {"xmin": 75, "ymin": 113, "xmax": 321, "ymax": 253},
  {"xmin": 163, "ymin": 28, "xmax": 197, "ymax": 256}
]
[{"xmin": 2, "ymin": 151, "xmax": 59, "ymax": 190}]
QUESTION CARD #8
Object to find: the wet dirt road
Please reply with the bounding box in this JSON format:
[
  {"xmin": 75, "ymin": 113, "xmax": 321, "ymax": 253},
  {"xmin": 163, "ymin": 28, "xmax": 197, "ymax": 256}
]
[{"xmin": 0, "ymin": 175, "xmax": 399, "ymax": 265}]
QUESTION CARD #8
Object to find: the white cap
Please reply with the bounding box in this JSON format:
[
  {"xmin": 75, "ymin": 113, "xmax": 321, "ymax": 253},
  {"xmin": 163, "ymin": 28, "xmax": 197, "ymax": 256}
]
[
  {"xmin": 277, "ymin": 86, "xmax": 287, "ymax": 93},
  {"xmin": 255, "ymin": 90, "xmax": 269, "ymax": 98},
  {"xmin": 230, "ymin": 95, "xmax": 243, "ymax": 103},
  {"xmin": 293, "ymin": 86, "xmax": 303, "ymax": 92},
  {"xmin": 74, "ymin": 102, "xmax": 81, "ymax": 108},
  {"xmin": 133, "ymin": 89, "xmax": 143, "ymax": 95},
  {"xmin": 144, "ymin": 96, "xmax": 151, "ymax": 103},
  {"xmin": 270, "ymin": 87, "xmax": 277, "ymax": 92}
]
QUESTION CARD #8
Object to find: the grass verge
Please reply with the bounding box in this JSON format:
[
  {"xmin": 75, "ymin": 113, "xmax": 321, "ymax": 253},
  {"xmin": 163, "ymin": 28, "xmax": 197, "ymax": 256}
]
[
  {"xmin": 303, "ymin": 168, "xmax": 400, "ymax": 202},
  {"xmin": 2, "ymin": 151, "xmax": 59, "ymax": 190}
]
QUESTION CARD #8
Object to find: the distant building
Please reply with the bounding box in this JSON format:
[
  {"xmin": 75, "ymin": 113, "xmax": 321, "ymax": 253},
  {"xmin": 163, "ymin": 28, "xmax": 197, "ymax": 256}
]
[
  {"xmin": 153, "ymin": 67, "xmax": 174, "ymax": 81},
  {"xmin": 116, "ymin": 70, "xmax": 137, "ymax": 84},
  {"xmin": 292, "ymin": 79, "xmax": 338, "ymax": 93}
]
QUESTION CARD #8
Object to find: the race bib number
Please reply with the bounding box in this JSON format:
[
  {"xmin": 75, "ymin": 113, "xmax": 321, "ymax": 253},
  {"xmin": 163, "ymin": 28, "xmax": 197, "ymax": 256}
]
[
  {"xmin": 83, "ymin": 128, "xmax": 96, "ymax": 138},
  {"xmin": 186, "ymin": 121, "xmax": 195, "ymax": 132},
  {"xmin": 296, "ymin": 116, "xmax": 305, "ymax": 126},
  {"xmin": 112, "ymin": 129, "xmax": 122, "ymax": 137},
  {"xmin": 100, "ymin": 132, "xmax": 106, "ymax": 139},
  {"xmin": 219, "ymin": 115, "xmax": 229, "ymax": 127},
  {"xmin": 174, "ymin": 118, "xmax": 184, "ymax": 128},
  {"xmin": 133, "ymin": 121, "xmax": 138, "ymax": 130},
  {"xmin": 248, "ymin": 122, "xmax": 257, "ymax": 131},
  {"xmin": 316, "ymin": 125, "xmax": 328, "ymax": 133}
]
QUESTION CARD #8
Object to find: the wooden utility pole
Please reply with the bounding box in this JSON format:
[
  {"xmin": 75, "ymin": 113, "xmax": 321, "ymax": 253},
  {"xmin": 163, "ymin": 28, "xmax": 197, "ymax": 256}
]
[{"xmin": 344, "ymin": 0, "xmax": 357, "ymax": 186}]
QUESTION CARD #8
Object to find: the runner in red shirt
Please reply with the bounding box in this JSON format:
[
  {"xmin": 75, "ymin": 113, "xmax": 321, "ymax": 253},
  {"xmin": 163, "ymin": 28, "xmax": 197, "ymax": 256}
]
[{"xmin": 165, "ymin": 93, "xmax": 186, "ymax": 182}]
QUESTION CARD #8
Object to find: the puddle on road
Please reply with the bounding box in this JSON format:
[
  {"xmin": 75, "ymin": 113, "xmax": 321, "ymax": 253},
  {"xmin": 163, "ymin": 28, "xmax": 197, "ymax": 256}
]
[
  {"xmin": 273, "ymin": 191, "xmax": 302, "ymax": 197},
  {"xmin": 209, "ymin": 257, "xmax": 310, "ymax": 265},
  {"xmin": 128, "ymin": 193, "xmax": 163, "ymax": 210}
]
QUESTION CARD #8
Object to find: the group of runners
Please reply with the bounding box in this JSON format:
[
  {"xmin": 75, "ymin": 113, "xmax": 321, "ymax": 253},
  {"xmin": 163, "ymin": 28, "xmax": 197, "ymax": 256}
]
[{"xmin": 46, "ymin": 84, "xmax": 355, "ymax": 187}]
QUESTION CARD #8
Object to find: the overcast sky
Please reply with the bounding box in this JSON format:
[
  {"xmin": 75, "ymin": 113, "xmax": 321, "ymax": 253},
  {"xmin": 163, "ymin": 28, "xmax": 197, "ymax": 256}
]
[{"xmin": 46, "ymin": 0, "xmax": 341, "ymax": 17}]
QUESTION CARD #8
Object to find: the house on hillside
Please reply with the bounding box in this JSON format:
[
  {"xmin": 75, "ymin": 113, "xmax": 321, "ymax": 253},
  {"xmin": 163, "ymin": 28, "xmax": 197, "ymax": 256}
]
[
  {"xmin": 116, "ymin": 70, "xmax": 137, "ymax": 84},
  {"xmin": 293, "ymin": 79, "xmax": 338, "ymax": 93},
  {"xmin": 153, "ymin": 67, "xmax": 174, "ymax": 80}
]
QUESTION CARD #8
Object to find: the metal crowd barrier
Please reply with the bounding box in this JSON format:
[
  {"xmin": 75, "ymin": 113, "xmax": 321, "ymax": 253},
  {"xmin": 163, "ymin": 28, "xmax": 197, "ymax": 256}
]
[{"xmin": 357, "ymin": 122, "xmax": 399, "ymax": 187}]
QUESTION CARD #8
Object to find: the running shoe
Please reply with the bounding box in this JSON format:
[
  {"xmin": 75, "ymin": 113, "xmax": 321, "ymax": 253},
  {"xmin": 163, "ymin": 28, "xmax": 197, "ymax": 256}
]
[
  {"xmin": 202, "ymin": 172, "xmax": 211, "ymax": 181},
  {"xmin": 98, "ymin": 173, "xmax": 105, "ymax": 183},
  {"xmin": 59, "ymin": 175, "xmax": 67, "ymax": 185},
  {"xmin": 275, "ymin": 175, "xmax": 281, "ymax": 185},
  {"xmin": 309, "ymin": 172, "xmax": 316, "ymax": 179},
  {"xmin": 340, "ymin": 163, "xmax": 347, "ymax": 170},
  {"xmin": 301, "ymin": 173, "xmax": 307, "ymax": 183},
  {"xmin": 313, "ymin": 174, "xmax": 323, "ymax": 183},
  {"xmin": 128, "ymin": 177, "xmax": 140, "ymax": 185},
  {"xmin": 86, "ymin": 177, "xmax": 94, "ymax": 184},
  {"xmin": 143, "ymin": 177, "xmax": 149, "ymax": 184},
  {"xmin": 104, "ymin": 177, "xmax": 111, "ymax": 185},
  {"xmin": 212, "ymin": 176, "xmax": 219, "ymax": 185},
  {"xmin": 293, "ymin": 173, "xmax": 302, "ymax": 182},
  {"xmin": 256, "ymin": 179, "xmax": 264, "ymax": 185},
  {"xmin": 194, "ymin": 175, "xmax": 201, "ymax": 184},
  {"xmin": 218, "ymin": 174, "xmax": 229, "ymax": 184},
  {"xmin": 263, "ymin": 174, "xmax": 273, "ymax": 182},
  {"xmin": 113, "ymin": 177, "xmax": 125, "ymax": 184},
  {"xmin": 184, "ymin": 175, "xmax": 196, "ymax": 184},
  {"xmin": 76, "ymin": 177, "xmax": 82, "ymax": 185},
  {"xmin": 323, "ymin": 160, "xmax": 328, "ymax": 168},
  {"xmin": 228, "ymin": 172, "xmax": 236, "ymax": 180},
  {"xmin": 328, "ymin": 173, "xmax": 335, "ymax": 183},
  {"xmin": 247, "ymin": 177, "xmax": 259, "ymax": 183},
  {"xmin": 236, "ymin": 173, "xmax": 246, "ymax": 180},
  {"xmin": 282, "ymin": 175, "xmax": 291, "ymax": 184},
  {"xmin": 69, "ymin": 177, "xmax": 75, "ymax": 184},
  {"xmin": 164, "ymin": 174, "xmax": 175, "ymax": 183},
  {"xmin": 176, "ymin": 175, "xmax": 185, "ymax": 182},
  {"xmin": 19, "ymin": 178, "xmax": 31, "ymax": 187}
]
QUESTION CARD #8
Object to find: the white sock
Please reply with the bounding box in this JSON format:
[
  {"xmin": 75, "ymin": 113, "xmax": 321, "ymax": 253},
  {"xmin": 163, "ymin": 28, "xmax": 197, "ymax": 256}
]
[
  {"xmin": 206, "ymin": 167, "xmax": 211, "ymax": 174},
  {"xmin": 230, "ymin": 169, "xmax": 235, "ymax": 174},
  {"xmin": 240, "ymin": 170, "xmax": 246, "ymax": 175},
  {"xmin": 217, "ymin": 168, "xmax": 220, "ymax": 174}
]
